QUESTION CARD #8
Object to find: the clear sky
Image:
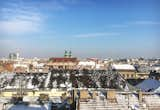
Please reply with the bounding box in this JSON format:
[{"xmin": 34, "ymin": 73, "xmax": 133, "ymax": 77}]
[{"xmin": 0, "ymin": 0, "xmax": 160, "ymax": 58}]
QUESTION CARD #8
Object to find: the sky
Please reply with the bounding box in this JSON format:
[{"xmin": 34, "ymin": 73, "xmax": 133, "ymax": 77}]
[{"xmin": 0, "ymin": 0, "xmax": 160, "ymax": 58}]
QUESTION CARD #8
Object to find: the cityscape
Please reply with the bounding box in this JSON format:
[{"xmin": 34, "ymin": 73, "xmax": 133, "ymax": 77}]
[
  {"xmin": 0, "ymin": 52, "xmax": 160, "ymax": 110},
  {"xmin": 0, "ymin": 0, "xmax": 160, "ymax": 110}
]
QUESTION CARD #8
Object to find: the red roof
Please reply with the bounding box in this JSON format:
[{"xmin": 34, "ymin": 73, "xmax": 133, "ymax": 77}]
[{"xmin": 50, "ymin": 57, "xmax": 78, "ymax": 62}]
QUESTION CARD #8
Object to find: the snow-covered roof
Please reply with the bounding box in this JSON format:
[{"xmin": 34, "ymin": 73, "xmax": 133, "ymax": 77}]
[
  {"xmin": 13, "ymin": 63, "xmax": 28, "ymax": 68},
  {"xmin": 78, "ymin": 60, "xmax": 96, "ymax": 66},
  {"xmin": 154, "ymin": 86, "xmax": 160, "ymax": 93},
  {"xmin": 8, "ymin": 104, "xmax": 47, "ymax": 110},
  {"xmin": 112, "ymin": 64, "xmax": 135, "ymax": 70}
]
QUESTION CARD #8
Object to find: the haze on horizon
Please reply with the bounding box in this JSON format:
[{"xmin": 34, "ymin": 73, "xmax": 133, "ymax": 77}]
[{"xmin": 0, "ymin": 0, "xmax": 160, "ymax": 58}]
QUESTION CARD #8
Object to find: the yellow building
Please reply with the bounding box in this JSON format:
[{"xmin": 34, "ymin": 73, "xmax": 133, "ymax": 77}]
[
  {"xmin": 136, "ymin": 72, "xmax": 149, "ymax": 79},
  {"xmin": 47, "ymin": 57, "xmax": 78, "ymax": 69},
  {"xmin": 112, "ymin": 64, "xmax": 136, "ymax": 79}
]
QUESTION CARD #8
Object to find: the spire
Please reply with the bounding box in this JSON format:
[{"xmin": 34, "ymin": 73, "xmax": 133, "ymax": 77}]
[
  {"xmin": 68, "ymin": 51, "xmax": 72, "ymax": 58},
  {"xmin": 64, "ymin": 50, "xmax": 72, "ymax": 58},
  {"xmin": 64, "ymin": 50, "xmax": 68, "ymax": 58}
]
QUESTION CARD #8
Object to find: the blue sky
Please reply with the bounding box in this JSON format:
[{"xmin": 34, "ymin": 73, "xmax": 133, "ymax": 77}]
[{"xmin": 0, "ymin": 0, "xmax": 160, "ymax": 58}]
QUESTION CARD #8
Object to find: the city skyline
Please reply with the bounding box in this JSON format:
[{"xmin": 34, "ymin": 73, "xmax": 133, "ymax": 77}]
[{"xmin": 0, "ymin": 0, "xmax": 160, "ymax": 58}]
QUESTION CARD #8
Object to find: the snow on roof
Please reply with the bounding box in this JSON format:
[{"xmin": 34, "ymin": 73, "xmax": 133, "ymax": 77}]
[
  {"xmin": 8, "ymin": 104, "xmax": 47, "ymax": 110},
  {"xmin": 78, "ymin": 60, "xmax": 96, "ymax": 66},
  {"xmin": 112, "ymin": 64, "xmax": 135, "ymax": 70},
  {"xmin": 154, "ymin": 86, "xmax": 160, "ymax": 93}
]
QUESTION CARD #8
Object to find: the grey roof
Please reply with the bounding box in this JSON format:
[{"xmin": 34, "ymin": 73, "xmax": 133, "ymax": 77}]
[{"xmin": 136, "ymin": 78, "xmax": 160, "ymax": 92}]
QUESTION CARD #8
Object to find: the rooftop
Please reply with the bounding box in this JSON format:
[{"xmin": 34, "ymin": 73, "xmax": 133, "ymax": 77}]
[
  {"xmin": 49, "ymin": 57, "xmax": 78, "ymax": 62},
  {"xmin": 112, "ymin": 64, "xmax": 136, "ymax": 71}
]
